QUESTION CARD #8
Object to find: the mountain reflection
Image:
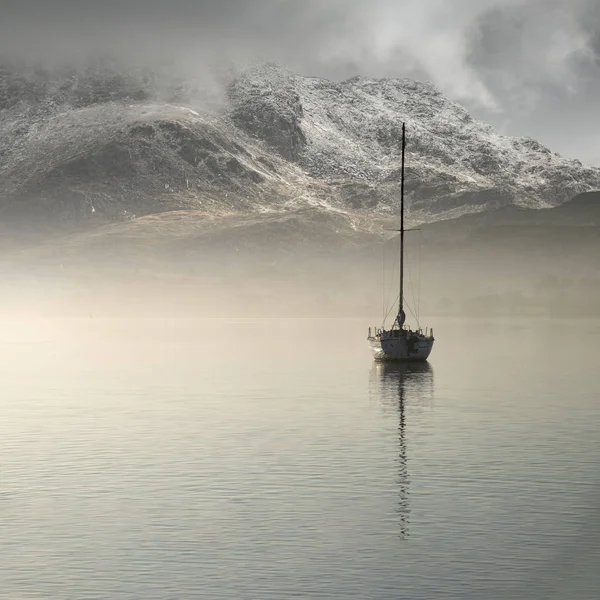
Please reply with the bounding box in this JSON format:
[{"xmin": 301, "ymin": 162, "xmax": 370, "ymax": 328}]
[{"xmin": 369, "ymin": 361, "xmax": 434, "ymax": 539}]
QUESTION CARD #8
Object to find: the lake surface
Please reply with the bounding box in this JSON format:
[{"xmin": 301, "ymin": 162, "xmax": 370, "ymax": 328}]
[{"xmin": 1, "ymin": 316, "xmax": 599, "ymax": 599}]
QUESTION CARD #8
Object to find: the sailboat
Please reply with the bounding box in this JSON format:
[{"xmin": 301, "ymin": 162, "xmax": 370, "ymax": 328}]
[{"xmin": 367, "ymin": 122, "xmax": 435, "ymax": 362}]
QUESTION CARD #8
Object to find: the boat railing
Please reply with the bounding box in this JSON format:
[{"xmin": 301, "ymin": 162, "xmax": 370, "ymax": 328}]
[
  {"xmin": 369, "ymin": 326, "xmax": 435, "ymax": 339},
  {"xmin": 368, "ymin": 326, "xmax": 385, "ymax": 338}
]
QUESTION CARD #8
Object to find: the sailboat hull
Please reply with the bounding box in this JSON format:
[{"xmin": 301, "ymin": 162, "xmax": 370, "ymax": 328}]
[{"xmin": 368, "ymin": 336, "xmax": 434, "ymax": 362}]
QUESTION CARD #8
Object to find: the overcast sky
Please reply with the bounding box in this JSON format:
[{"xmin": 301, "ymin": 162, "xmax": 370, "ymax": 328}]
[{"xmin": 1, "ymin": 0, "xmax": 599, "ymax": 163}]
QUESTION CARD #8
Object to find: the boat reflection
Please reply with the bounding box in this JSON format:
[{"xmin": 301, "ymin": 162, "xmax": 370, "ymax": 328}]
[{"xmin": 369, "ymin": 361, "xmax": 434, "ymax": 538}]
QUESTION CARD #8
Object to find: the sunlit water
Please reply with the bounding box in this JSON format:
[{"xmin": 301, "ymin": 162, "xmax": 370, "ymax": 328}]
[{"xmin": 0, "ymin": 317, "xmax": 598, "ymax": 599}]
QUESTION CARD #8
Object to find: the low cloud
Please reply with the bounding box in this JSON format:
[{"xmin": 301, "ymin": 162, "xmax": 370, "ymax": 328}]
[{"xmin": 1, "ymin": 0, "xmax": 599, "ymax": 160}]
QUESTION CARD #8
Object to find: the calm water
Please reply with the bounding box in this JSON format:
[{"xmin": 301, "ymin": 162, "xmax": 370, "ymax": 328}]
[{"xmin": 1, "ymin": 317, "xmax": 599, "ymax": 599}]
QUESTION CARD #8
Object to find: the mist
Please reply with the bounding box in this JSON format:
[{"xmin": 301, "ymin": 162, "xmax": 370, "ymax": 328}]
[{"xmin": 1, "ymin": 215, "xmax": 599, "ymax": 321}]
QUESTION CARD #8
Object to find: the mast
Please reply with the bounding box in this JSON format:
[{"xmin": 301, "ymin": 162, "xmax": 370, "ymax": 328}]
[{"xmin": 397, "ymin": 122, "xmax": 406, "ymax": 328}]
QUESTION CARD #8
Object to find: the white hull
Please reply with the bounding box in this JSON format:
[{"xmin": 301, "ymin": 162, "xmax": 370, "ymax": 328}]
[{"xmin": 368, "ymin": 333, "xmax": 434, "ymax": 362}]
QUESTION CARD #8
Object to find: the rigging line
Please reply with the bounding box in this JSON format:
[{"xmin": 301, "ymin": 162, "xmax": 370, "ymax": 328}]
[
  {"xmin": 417, "ymin": 228, "xmax": 423, "ymax": 323},
  {"xmin": 406, "ymin": 245, "xmax": 420, "ymax": 329},
  {"xmin": 407, "ymin": 285, "xmax": 420, "ymax": 329},
  {"xmin": 384, "ymin": 292, "xmax": 418, "ymax": 330},
  {"xmin": 405, "ymin": 299, "xmax": 420, "ymax": 328},
  {"xmin": 384, "ymin": 290, "xmax": 418, "ymax": 330},
  {"xmin": 406, "ymin": 246, "xmax": 417, "ymax": 314},
  {"xmin": 383, "ymin": 293, "xmax": 400, "ymax": 325},
  {"xmin": 383, "ymin": 239, "xmax": 399, "ymax": 328},
  {"xmin": 413, "ymin": 229, "xmax": 421, "ymax": 323},
  {"xmin": 382, "ymin": 241, "xmax": 385, "ymax": 324},
  {"xmin": 404, "ymin": 246, "xmax": 421, "ymax": 329}
]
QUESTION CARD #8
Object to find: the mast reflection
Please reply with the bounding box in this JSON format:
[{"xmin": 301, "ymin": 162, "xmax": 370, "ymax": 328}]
[{"xmin": 370, "ymin": 361, "xmax": 434, "ymax": 538}]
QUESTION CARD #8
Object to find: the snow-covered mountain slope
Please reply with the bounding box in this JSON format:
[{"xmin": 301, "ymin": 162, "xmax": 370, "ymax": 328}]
[
  {"xmin": 229, "ymin": 64, "xmax": 600, "ymax": 218},
  {"xmin": 1, "ymin": 103, "xmax": 309, "ymax": 226},
  {"xmin": 1, "ymin": 60, "xmax": 599, "ymax": 243}
]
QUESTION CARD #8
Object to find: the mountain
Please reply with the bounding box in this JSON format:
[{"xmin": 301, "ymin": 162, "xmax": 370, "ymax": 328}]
[
  {"xmin": 420, "ymin": 190, "xmax": 600, "ymax": 235},
  {"xmin": 1, "ymin": 60, "xmax": 600, "ymax": 247},
  {"xmin": 0, "ymin": 63, "xmax": 313, "ymax": 242},
  {"xmin": 228, "ymin": 64, "xmax": 600, "ymax": 217},
  {"xmin": 1, "ymin": 60, "xmax": 599, "ymax": 319}
]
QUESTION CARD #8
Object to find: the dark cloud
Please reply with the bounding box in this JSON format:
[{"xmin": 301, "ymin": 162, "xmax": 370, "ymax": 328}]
[
  {"xmin": 465, "ymin": 0, "xmax": 600, "ymax": 160},
  {"xmin": 1, "ymin": 0, "xmax": 599, "ymax": 162}
]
